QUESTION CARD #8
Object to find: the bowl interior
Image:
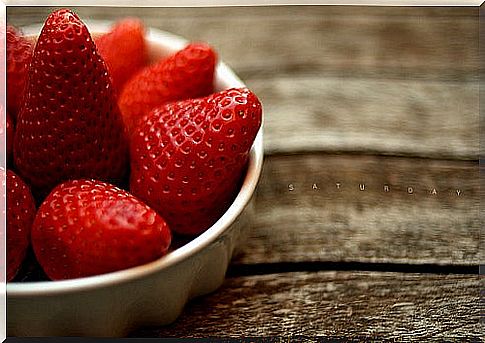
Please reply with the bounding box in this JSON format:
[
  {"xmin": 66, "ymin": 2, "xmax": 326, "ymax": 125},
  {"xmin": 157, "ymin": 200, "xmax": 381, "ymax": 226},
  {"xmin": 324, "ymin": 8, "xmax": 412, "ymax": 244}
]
[{"xmin": 8, "ymin": 21, "xmax": 264, "ymax": 296}]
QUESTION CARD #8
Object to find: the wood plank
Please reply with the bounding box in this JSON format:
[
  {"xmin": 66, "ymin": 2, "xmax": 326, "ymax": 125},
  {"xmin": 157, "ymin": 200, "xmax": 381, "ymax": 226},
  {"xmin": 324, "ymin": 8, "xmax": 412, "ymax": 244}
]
[
  {"xmin": 232, "ymin": 155, "xmax": 480, "ymax": 265},
  {"xmin": 249, "ymin": 75, "xmax": 479, "ymax": 158},
  {"xmin": 7, "ymin": 6, "xmax": 478, "ymax": 80},
  {"xmin": 7, "ymin": 7, "xmax": 479, "ymax": 159},
  {"xmin": 130, "ymin": 271, "xmax": 481, "ymax": 339}
]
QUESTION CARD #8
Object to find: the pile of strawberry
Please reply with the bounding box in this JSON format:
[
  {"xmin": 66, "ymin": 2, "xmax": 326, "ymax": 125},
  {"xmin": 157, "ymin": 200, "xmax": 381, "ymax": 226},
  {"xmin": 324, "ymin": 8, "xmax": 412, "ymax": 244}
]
[{"xmin": 5, "ymin": 9, "xmax": 262, "ymax": 281}]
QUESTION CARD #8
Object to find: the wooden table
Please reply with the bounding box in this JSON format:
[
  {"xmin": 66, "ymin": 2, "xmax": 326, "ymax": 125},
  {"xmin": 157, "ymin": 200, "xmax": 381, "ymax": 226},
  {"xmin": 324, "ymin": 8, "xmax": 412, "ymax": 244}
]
[{"xmin": 7, "ymin": 5, "xmax": 481, "ymax": 340}]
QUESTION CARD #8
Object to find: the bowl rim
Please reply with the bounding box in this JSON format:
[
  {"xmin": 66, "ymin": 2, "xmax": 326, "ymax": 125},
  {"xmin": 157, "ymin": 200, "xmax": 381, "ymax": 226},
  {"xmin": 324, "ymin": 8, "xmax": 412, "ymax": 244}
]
[{"xmin": 8, "ymin": 20, "xmax": 264, "ymax": 296}]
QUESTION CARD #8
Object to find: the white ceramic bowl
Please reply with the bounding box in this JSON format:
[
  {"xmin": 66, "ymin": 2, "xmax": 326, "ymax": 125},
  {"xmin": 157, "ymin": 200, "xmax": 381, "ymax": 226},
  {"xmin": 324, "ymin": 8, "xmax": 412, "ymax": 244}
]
[{"xmin": 7, "ymin": 21, "xmax": 264, "ymax": 337}]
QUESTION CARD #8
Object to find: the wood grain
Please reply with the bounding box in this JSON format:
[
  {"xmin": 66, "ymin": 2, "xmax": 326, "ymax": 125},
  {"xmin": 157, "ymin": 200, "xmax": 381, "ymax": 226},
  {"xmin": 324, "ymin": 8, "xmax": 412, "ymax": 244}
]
[
  {"xmin": 251, "ymin": 76, "xmax": 478, "ymax": 158},
  {"xmin": 232, "ymin": 154, "xmax": 480, "ymax": 265},
  {"xmin": 7, "ymin": 6, "xmax": 479, "ymax": 159},
  {"xmin": 131, "ymin": 271, "xmax": 481, "ymax": 339},
  {"xmin": 7, "ymin": 6, "xmax": 478, "ymax": 80}
]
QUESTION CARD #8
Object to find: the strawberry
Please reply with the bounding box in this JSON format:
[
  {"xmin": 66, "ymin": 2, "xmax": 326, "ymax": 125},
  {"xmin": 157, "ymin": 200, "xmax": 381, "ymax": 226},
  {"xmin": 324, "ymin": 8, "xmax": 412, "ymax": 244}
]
[
  {"xmin": 7, "ymin": 25, "xmax": 33, "ymax": 119},
  {"xmin": 6, "ymin": 169, "xmax": 37, "ymax": 281},
  {"xmin": 130, "ymin": 87, "xmax": 262, "ymax": 235},
  {"xmin": 0, "ymin": 109, "xmax": 14, "ymax": 161},
  {"xmin": 118, "ymin": 43, "xmax": 216, "ymax": 133},
  {"xmin": 32, "ymin": 179, "xmax": 171, "ymax": 280},
  {"xmin": 4, "ymin": 25, "xmax": 21, "ymax": 163},
  {"xmin": 7, "ymin": 110, "xmax": 14, "ymax": 160},
  {"xmin": 95, "ymin": 18, "xmax": 148, "ymax": 96},
  {"xmin": 13, "ymin": 9, "xmax": 128, "ymax": 198}
]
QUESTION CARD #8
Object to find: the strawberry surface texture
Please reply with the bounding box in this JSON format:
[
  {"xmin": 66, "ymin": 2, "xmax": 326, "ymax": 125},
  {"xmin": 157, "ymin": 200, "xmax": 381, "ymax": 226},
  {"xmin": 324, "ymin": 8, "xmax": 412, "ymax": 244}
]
[
  {"xmin": 7, "ymin": 110, "xmax": 14, "ymax": 160},
  {"xmin": 32, "ymin": 179, "xmax": 172, "ymax": 280},
  {"xmin": 130, "ymin": 87, "xmax": 262, "ymax": 235},
  {"xmin": 96, "ymin": 18, "xmax": 148, "ymax": 96},
  {"xmin": 7, "ymin": 25, "xmax": 33, "ymax": 119},
  {"xmin": 118, "ymin": 42, "xmax": 216, "ymax": 133},
  {"xmin": 13, "ymin": 9, "xmax": 128, "ymax": 198},
  {"xmin": 7, "ymin": 169, "xmax": 37, "ymax": 281},
  {"xmin": 1, "ymin": 109, "xmax": 14, "ymax": 162}
]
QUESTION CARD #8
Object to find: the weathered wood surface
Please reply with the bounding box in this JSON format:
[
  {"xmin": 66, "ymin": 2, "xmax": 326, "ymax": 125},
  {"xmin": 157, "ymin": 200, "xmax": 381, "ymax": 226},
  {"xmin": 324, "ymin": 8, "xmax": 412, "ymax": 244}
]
[
  {"xmin": 7, "ymin": 6, "xmax": 478, "ymax": 79},
  {"xmin": 7, "ymin": 6, "xmax": 479, "ymax": 159},
  {"xmin": 232, "ymin": 154, "xmax": 480, "ymax": 266},
  {"xmin": 253, "ymin": 76, "xmax": 478, "ymax": 158},
  {"xmin": 131, "ymin": 272, "xmax": 481, "ymax": 339}
]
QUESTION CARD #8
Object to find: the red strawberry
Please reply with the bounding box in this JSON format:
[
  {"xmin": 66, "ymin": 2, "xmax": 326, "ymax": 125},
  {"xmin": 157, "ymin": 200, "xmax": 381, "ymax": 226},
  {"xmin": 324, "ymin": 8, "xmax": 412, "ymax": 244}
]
[
  {"xmin": 7, "ymin": 169, "xmax": 37, "ymax": 281},
  {"xmin": 7, "ymin": 111, "xmax": 14, "ymax": 160},
  {"xmin": 13, "ymin": 9, "xmax": 128, "ymax": 198},
  {"xmin": 118, "ymin": 43, "xmax": 216, "ymax": 133},
  {"xmin": 7, "ymin": 25, "xmax": 33, "ymax": 119},
  {"xmin": 0, "ymin": 109, "xmax": 14, "ymax": 161},
  {"xmin": 32, "ymin": 179, "xmax": 171, "ymax": 280},
  {"xmin": 130, "ymin": 87, "xmax": 262, "ymax": 235},
  {"xmin": 96, "ymin": 18, "xmax": 148, "ymax": 96}
]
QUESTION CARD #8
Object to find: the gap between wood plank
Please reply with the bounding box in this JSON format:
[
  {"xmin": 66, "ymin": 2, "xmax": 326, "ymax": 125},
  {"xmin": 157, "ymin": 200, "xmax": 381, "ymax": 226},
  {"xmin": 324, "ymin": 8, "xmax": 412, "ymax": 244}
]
[
  {"xmin": 226, "ymin": 261, "xmax": 478, "ymax": 278},
  {"xmin": 264, "ymin": 150, "xmax": 480, "ymax": 162}
]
